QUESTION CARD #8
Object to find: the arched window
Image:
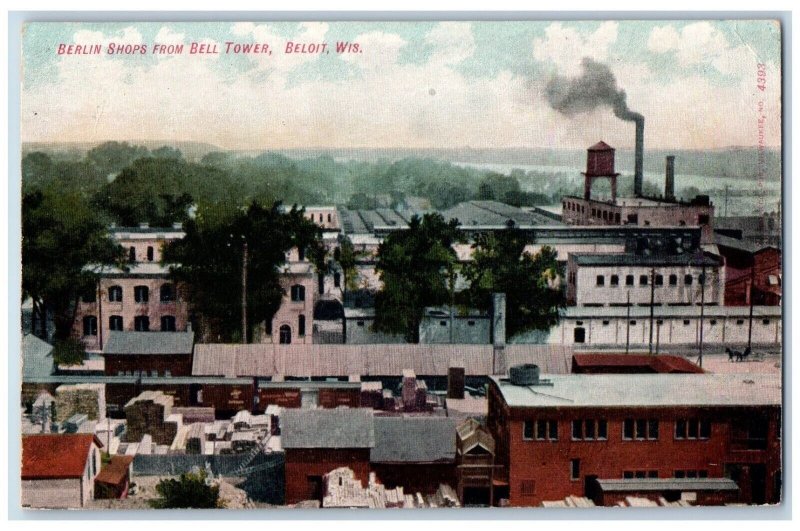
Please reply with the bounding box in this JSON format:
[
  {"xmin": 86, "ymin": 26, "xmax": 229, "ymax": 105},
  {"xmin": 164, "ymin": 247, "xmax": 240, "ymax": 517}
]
[
  {"xmin": 134, "ymin": 286, "xmax": 149, "ymax": 303},
  {"xmin": 134, "ymin": 316, "xmax": 150, "ymax": 331},
  {"xmin": 161, "ymin": 315, "xmax": 176, "ymax": 332},
  {"xmin": 298, "ymin": 314, "xmax": 306, "ymax": 336},
  {"xmin": 129, "ymin": 247, "xmax": 136, "ymax": 263},
  {"xmin": 146, "ymin": 246, "xmax": 154, "ymax": 262},
  {"xmin": 327, "ymin": 213, "xmax": 332, "ymax": 223},
  {"xmin": 109, "ymin": 315, "xmax": 123, "ymax": 331},
  {"xmin": 83, "ymin": 315, "xmax": 97, "ymax": 336},
  {"xmin": 333, "ymin": 272, "xmax": 341, "ymax": 288},
  {"xmin": 279, "ymin": 325, "xmax": 292, "ymax": 344},
  {"xmin": 290, "ymin": 284, "xmax": 305, "ymax": 302},
  {"xmin": 160, "ymin": 284, "xmax": 174, "ymax": 302},
  {"xmin": 108, "ymin": 285, "xmax": 123, "ymax": 302}
]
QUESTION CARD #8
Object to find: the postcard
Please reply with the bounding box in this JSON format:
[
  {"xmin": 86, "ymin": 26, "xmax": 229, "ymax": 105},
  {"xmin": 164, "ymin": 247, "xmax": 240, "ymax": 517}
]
[{"xmin": 18, "ymin": 18, "xmax": 782, "ymax": 510}]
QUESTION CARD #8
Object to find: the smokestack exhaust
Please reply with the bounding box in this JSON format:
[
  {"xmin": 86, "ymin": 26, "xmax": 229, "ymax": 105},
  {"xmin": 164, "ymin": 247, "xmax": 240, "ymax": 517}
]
[{"xmin": 665, "ymin": 155, "xmax": 675, "ymax": 201}]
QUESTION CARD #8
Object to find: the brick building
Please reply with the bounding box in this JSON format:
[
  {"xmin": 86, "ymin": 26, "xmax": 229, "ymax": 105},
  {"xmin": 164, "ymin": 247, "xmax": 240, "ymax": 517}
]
[
  {"xmin": 715, "ymin": 235, "xmax": 781, "ymax": 307},
  {"xmin": 282, "ymin": 408, "xmax": 375, "ymax": 504},
  {"xmin": 486, "ymin": 368, "xmax": 781, "ymax": 507},
  {"xmin": 103, "ymin": 331, "xmax": 194, "ymax": 377}
]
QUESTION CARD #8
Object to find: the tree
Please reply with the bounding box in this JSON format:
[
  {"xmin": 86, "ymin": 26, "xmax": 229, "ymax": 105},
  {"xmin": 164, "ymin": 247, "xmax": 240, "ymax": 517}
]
[
  {"xmin": 150, "ymin": 469, "xmax": 224, "ymax": 509},
  {"xmin": 373, "ymin": 213, "xmax": 463, "ymax": 342},
  {"xmin": 86, "ymin": 141, "xmax": 149, "ymax": 176},
  {"xmin": 163, "ymin": 201, "xmax": 324, "ymax": 342},
  {"xmin": 333, "ymin": 235, "xmax": 362, "ymax": 343},
  {"xmin": 462, "ymin": 228, "xmax": 564, "ymax": 339},
  {"xmin": 22, "ymin": 188, "xmax": 125, "ymax": 340}
]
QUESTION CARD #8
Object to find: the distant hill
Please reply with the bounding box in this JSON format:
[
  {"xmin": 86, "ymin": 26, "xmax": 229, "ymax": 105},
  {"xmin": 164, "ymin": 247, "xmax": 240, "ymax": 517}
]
[{"xmin": 22, "ymin": 140, "xmax": 223, "ymax": 162}]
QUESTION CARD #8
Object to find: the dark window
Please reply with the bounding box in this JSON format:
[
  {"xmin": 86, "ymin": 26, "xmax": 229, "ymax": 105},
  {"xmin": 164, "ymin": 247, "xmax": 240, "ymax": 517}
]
[
  {"xmin": 669, "ymin": 274, "xmax": 678, "ymax": 286},
  {"xmin": 535, "ymin": 420, "xmax": 558, "ymax": 441},
  {"xmin": 736, "ymin": 319, "xmax": 745, "ymax": 325},
  {"xmin": 128, "ymin": 247, "xmax": 136, "ymax": 263},
  {"xmin": 699, "ymin": 419, "xmax": 711, "ymax": 439},
  {"xmin": 709, "ymin": 319, "xmax": 717, "ymax": 326},
  {"xmin": 655, "ymin": 274, "xmax": 664, "ymax": 286},
  {"xmin": 548, "ymin": 420, "xmax": 558, "ymax": 440},
  {"xmin": 615, "ymin": 213, "xmax": 621, "ymax": 223},
  {"xmin": 623, "ymin": 471, "xmax": 634, "ymax": 479},
  {"xmin": 683, "ymin": 319, "xmax": 691, "ymax": 325},
  {"xmin": 685, "ymin": 274, "xmax": 693, "ymax": 285},
  {"xmin": 298, "ymin": 247, "xmax": 305, "ymax": 261},
  {"xmin": 572, "ymin": 420, "xmax": 582, "ymax": 439},
  {"xmin": 109, "ymin": 315, "xmax": 123, "ymax": 331},
  {"xmin": 134, "ymin": 286, "xmax": 149, "ymax": 303},
  {"xmin": 640, "ymin": 275, "xmax": 648, "ymax": 286},
  {"xmin": 160, "ymin": 315, "xmax": 176, "ymax": 332},
  {"xmin": 333, "ymin": 272, "xmax": 341, "ymax": 288},
  {"xmin": 626, "ymin": 275, "xmax": 634, "ymax": 286},
  {"xmin": 134, "ymin": 316, "xmax": 150, "ymax": 331},
  {"xmin": 327, "ymin": 213, "xmax": 332, "ymax": 223},
  {"xmin": 298, "ymin": 314, "xmax": 306, "ymax": 336},
  {"xmin": 602, "ymin": 320, "xmax": 610, "ymax": 326},
  {"xmin": 623, "ymin": 419, "xmax": 634, "ymax": 440},
  {"xmin": 598, "ymin": 420, "xmax": 608, "ymax": 440},
  {"xmin": 160, "ymin": 283, "xmax": 174, "ymax": 302},
  {"xmin": 610, "ymin": 275, "xmax": 619, "ymax": 286},
  {"xmin": 698, "ymin": 214, "xmax": 710, "ymax": 225},
  {"xmin": 523, "ymin": 420, "xmax": 534, "ymax": 440},
  {"xmin": 440, "ymin": 320, "xmax": 447, "ymax": 326},
  {"xmin": 83, "ymin": 315, "xmax": 97, "ymax": 336},
  {"xmin": 762, "ymin": 319, "xmax": 771, "ymax": 325},
  {"xmin": 585, "ymin": 420, "xmax": 596, "ymax": 439},
  {"xmin": 624, "ymin": 418, "xmax": 658, "ymax": 440},
  {"xmin": 570, "ymin": 459, "xmax": 581, "ymax": 481},
  {"xmin": 574, "ymin": 327, "xmax": 586, "ymax": 343},
  {"xmin": 648, "ymin": 420, "xmax": 659, "ymax": 440},
  {"xmin": 468, "ymin": 320, "xmax": 476, "ymax": 326},
  {"xmin": 279, "ymin": 325, "xmax": 292, "ymax": 344},
  {"xmin": 636, "ymin": 419, "xmax": 647, "ymax": 440},
  {"xmin": 290, "ymin": 284, "xmax": 305, "ymax": 302},
  {"xmin": 699, "ymin": 273, "xmax": 706, "ymax": 285},
  {"xmin": 675, "ymin": 418, "xmax": 710, "ymax": 440},
  {"xmin": 146, "ymin": 246, "xmax": 154, "ymax": 262},
  {"xmin": 108, "ymin": 285, "xmax": 123, "ymax": 302},
  {"xmin": 630, "ymin": 320, "xmax": 637, "ymax": 325},
  {"xmin": 596, "ymin": 275, "xmax": 605, "ymax": 286}
]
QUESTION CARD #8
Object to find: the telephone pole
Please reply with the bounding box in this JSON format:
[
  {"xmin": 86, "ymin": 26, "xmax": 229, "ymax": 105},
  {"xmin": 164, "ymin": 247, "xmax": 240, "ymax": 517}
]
[
  {"xmin": 747, "ymin": 261, "xmax": 756, "ymax": 349},
  {"xmin": 648, "ymin": 268, "xmax": 655, "ymax": 354},
  {"xmin": 698, "ymin": 263, "xmax": 706, "ymax": 368},
  {"xmin": 241, "ymin": 240, "xmax": 248, "ymax": 344},
  {"xmin": 625, "ymin": 290, "xmax": 631, "ymax": 354}
]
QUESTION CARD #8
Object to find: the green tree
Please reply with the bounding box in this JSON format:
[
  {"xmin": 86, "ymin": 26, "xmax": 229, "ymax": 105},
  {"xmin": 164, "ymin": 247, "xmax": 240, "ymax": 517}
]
[
  {"xmin": 462, "ymin": 228, "xmax": 564, "ymax": 339},
  {"xmin": 86, "ymin": 141, "xmax": 149, "ymax": 176},
  {"xmin": 163, "ymin": 201, "xmax": 324, "ymax": 342},
  {"xmin": 22, "ymin": 189, "xmax": 125, "ymax": 340},
  {"xmin": 373, "ymin": 213, "xmax": 463, "ymax": 342},
  {"xmin": 150, "ymin": 469, "xmax": 224, "ymax": 509}
]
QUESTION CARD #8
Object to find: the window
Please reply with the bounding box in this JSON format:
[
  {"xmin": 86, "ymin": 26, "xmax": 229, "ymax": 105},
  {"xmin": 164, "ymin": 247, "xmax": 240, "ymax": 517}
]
[
  {"xmin": 570, "ymin": 459, "xmax": 581, "ymax": 481},
  {"xmin": 675, "ymin": 470, "xmax": 708, "ymax": 479},
  {"xmin": 279, "ymin": 325, "xmax": 292, "ymax": 344},
  {"xmin": 762, "ymin": 319, "xmax": 771, "ymax": 325},
  {"xmin": 625, "ymin": 471, "xmax": 658, "ymax": 479},
  {"xmin": 526, "ymin": 420, "xmax": 558, "ymax": 441},
  {"xmin": 109, "ymin": 315, "xmax": 123, "ymax": 331},
  {"xmin": 626, "ymin": 275, "xmax": 634, "ymax": 286},
  {"xmin": 675, "ymin": 418, "xmax": 711, "ymax": 440},
  {"xmin": 523, "ymin": 420, "xmax": 534, "ymax": 440},
  {"xmin": 655, "ymin": 274, "xmax": 664, "ymax": 286},
  {"xmin": 698, "ymin": 214, "xmax": 710, "ymax": 225},
  {"xmin": 298, "ymin": 247, "xmax": 306, "ymax": 261},
  {"xmin": 298, "ymin": 314, "xmax": 306, "ymax": 336},
  {"xmin": 572, "ymin": 419, "xmax": 607, "ymax": 441},
  {"xmin": 574, "ymin": 327, "xmax": 586, "ymax": 343},
  {"xmin": 683, "ymin": 319, "xmax": 691, "ymax": 326},
  {"xmin": 160, "ymin": 284, "xmax": 174, "ymax": 302},
  {"xmin": 134, "ymin": 316, "xmax": 150, "ymax": 331},
  {"xmin": 108, "ymin": 285, "xmax": 123, "ymax": 302},
  {"xmin": 468, "ymin": 320, "xmax": 476, "ymax": 326},
  {"xmin": 736, "ymin": 319, "xmax": 745, "ymax": 325},
  {"xmin": 699, "ymin": 273, "xmax": 706, "ymax": 285},
  {"xmin": 610, "ymin": 275, "xmax": 619, "ymax": 287},
  {"xmin": 596, "ymin": 275, "xmax": 605, "ymax": 286},
  {"xmin": 602, "ymin": 320, "xmax": 610, "ymax": 326},
  {"xmin": 161, "ymin": 315, "xmax": 176, "ymax": 332},
  {"xmin": 290, "ymin": 284, "xmax": 305, "ymax": 302},
  {"xmin": 440, "ymin": 320, "xmax": 447, "ymax": 326},
  {"xmin": 328, "ymin": 213, "xmax": 332, "ymax": 223},
  {"xmin": 630, "ymin": 320, "xmax": 637, "ymax": 326},
  {"xmin": 333, "ymin": 272, "xmax": 341, "ymax": 288},
  {"xmin": 129, "ymin": 247, "xmax": 136, "ymax": 263},
  {"xmin": 685, "ymin": 274, "xmax": 693, "ymax": 286},
  {"xmin": 357, "ymin": 320, "xmax": 365, "ymax": 327},
  {"xmin": 146, "ymin": 246, "xmax": 154, "ymax": 262},
  {"xmin": 709, "ymin": 319, "xmax": 717, "ymax": 326},
  {"xmin": 669, "ymin": 274, "xmax": 678, "ymax": 286},
  {"xmin": 520, "ymin": 480, "xmax": 536, "ymax": 497},
  {"xmin": 640, "ymin": 275, "xmax": 648, "ymax": 286},
  {"xmin": 83, "ymin": 315, "xmax": 97, "ymax": 336},
  {"xmin": 134, "ymin": 286, "xmax": 149, "ymax": 303},
  {"xmin": 623, "ymin": 418, "xmax": 659, "ymax": 440}
]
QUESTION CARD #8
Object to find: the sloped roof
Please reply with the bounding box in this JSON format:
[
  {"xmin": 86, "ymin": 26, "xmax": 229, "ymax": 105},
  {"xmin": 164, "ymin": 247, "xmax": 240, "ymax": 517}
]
[
  {"xmin": 456, "ymin": 418, "xmax": 495, "ymax": 456},
  {"xmin": 22, "ymin": 334, "xmax": 54, "ymax": 379},
  {"xmin": 588, "ymin": 140, "xmax": 614, "ymax": 151},
  {"xmin": 94, "ymin": 455, "xmax": 134, "ymax": 487},
  {"xmin": 104, "ymin": 331, "xmax": 194, "ymax": 355},
  {"xmin": 371, "ymin": 417, "xmax": 457, "ymax": 463},
  {"xmin": 22, "ymin": 434, "xmax": 101, "ymax": 480},
  {"xmin": 282, "ymin": 409, "xmax": 375, "ymax": 449}
]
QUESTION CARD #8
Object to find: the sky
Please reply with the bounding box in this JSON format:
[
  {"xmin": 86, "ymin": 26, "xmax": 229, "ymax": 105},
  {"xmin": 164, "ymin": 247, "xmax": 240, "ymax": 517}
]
[{"xmin": 20, "ymin": 20, "xmax": 782, "ymax": 151}]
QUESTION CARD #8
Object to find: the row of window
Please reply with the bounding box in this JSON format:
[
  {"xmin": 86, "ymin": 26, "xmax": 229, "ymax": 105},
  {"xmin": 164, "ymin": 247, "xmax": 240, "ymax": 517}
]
[
  {"xmin": 117, "ymin": 369, "xmax": 172, "ymax": 377},
  {"xmin": 522, "ymin": 418, "xmax": 711, "ymax": 441},
  {"xmin": 594, "ymin": 273, "xmax": 706, "ymax": 287},
  {"xmin": 129, "ymin": 246, "xmax": 155, "ymax": 263},
  {"xmin": 84, "ymin": 284, "xmax": 175, "ymax": 303},
  {"xmin": 82, "ymin": 315, "xmax": 176, "ymax": 335}
]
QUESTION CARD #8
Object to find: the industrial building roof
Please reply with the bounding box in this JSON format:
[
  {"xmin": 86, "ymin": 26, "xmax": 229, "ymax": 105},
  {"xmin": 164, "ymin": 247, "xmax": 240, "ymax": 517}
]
[
  {"xmin": 440, "ymin": 201, "xmax": 563, "ymax": 228},
  {"xmin": 490, "ymin": 373, "xmax": 781, "ymax": 408},
  {"xmin": 104, "ymin": 331, "xmax": 194, "ymax": 355},
  {"xmin": 191, "ymin": 343, "xmax": 573, "ymax": 378},
  {"xmin": 86, "ymin": 262, "xmax": 174, "ymax": 277},
  {"xmin": 571, "ymin": 354, "xmax": 704, "ymax": 374},
  {"xmin": 22, "ymin": 333, "xmax": 54, "ymax": 379},
  {"xmin": 22, "ymin": 434, "xmax": 102, "ymax": 480},
  {"xmin": 595, "ymin": 478, "xmax": 739, "ymax": 492},
  {"xmin": 571, "ymin": 252, "xmax": 722, "ymax": 267},
  {"xmin": 371, "ymin": 417, "xmax": 457, "ymax": 463},
  {"xmin": 281, "ymin": 409, "xmax": 375, "ymax": 449},
  {"xmin": 562, "ymin": 305, "xmax": 781, "ymax": 319}
]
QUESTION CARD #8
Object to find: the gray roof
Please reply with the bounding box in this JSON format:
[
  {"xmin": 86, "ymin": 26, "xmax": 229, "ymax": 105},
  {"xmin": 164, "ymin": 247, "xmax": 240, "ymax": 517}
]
[
  {"xmin": 281, "ymin": 409, "xmax": 375, "ymax": 449},
  {"xmin": 596, "ymin": 478, "xmax": 739, "ymax": 492},
  {"xmin": 490, "ymin": 373, "xmax": 781, "ymax": 408},
  {"xmin": 562, "ymin": 305, "xmax": 781, "ymax": 319},
  {"xmin": 22, "ymin": 334, "xmax": 55, "ymax": 379},
  {"xmin": 104, "ymin": 331, "xmax": 194, "ymax": 355},
  {"xmin": 714, "ymin": 232, "xmax": 762, "ymax": 254},
  {"xmin": 571, "ymin": 252, "xmax": 721, "ymax": 267},
  {"xmin": 440, "ymin": 201, "xmax": 563, "ymax": 228},
  {"xmin": 371, "ymin": 417, "xmax": 457, "ymax": 463}
]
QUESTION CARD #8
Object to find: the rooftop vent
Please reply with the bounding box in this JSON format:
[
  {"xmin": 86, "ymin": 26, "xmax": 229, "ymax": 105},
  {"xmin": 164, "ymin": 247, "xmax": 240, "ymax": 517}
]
[{"xmin": 509, "ymin": 364, "xmax": 541, "ymax": 386}]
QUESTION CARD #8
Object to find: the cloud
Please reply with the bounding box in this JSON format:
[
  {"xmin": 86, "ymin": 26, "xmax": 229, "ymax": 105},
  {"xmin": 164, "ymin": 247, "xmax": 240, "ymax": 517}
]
[
  {"xmin": 73, "ymin": 26, "xmax": 143, "ymax": 46},
  {"xmin": 425, "ymin": 22, "xmax": 475, "ymax": 66},
  {"xmin": 154, "ymin": 26, "xmax": 185, "ymax": 45},
  {"xmin": 340, "ymin": 31, "xmax": 407, "ymax": 71},
  {"xmin": 533, "ymin": 22, "xmax": 618, "ymax": 75},
  {"xmin": 647, "ymin": 22, "xmax": 739, "ymax": 73}
]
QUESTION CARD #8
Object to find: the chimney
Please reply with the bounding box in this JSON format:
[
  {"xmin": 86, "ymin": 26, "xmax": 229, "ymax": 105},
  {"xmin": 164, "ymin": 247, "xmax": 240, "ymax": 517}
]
[
  {"xmin": 665, "ymin": 155, "xmax": 676, "ymax": 201},
  {"xmin": 634, "ymin": 118, "xmax": 644, "ymax": 197}
]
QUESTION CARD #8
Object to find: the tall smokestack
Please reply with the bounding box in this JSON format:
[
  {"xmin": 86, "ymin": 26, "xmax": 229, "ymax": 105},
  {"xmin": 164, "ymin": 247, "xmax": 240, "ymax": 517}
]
[
  {"xmin": 665, "ymin": 155, "xmax": 675, "ymax": 201},
  {"xmin": 634, "ymin": 119, "xmax": 644, "ymax": 197}
]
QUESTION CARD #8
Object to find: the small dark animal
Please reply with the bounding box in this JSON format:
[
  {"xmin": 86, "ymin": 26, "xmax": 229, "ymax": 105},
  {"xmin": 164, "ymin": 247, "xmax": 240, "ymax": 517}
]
[
  {"xmin": 740, "ymin": 347, "xmax": 752, "ymax": 362},
  {"xmin": 726, "ymin": 347, "xmax": 737, "ymax": 362}
]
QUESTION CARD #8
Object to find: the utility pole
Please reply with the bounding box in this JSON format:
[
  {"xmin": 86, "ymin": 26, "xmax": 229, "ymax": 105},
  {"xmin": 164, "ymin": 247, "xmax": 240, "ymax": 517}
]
[
  {"xmin": 698, "ymin": 263, "xmax": 706, "ymax": 368},
  {"xmin": 242, "ymin": 240, "xmax": 248, "ymax": 344},
  {"xmin": 747, "ymin": 261, "xmax": 756, "ymax": 349},
  {"xmin": 625, "ymin": 290, "xmax": 631, "ymax": 354},
  {"xmin": 648, "ymin": 268, "xmax": 655, "ymax": 354}
]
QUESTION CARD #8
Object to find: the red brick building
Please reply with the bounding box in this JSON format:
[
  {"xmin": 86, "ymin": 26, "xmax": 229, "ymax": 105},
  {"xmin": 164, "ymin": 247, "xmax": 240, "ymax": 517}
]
[
  {"xmin": 486, "ymin": 369, "xmax": 781, "ymax": 507},
  {"xmin": 282, "ymin": 408, "xmax": 374, "ymax": 504},
  {"xmin": 716, "ymin": 235, "xmax": 782, "ymax": 307}
]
